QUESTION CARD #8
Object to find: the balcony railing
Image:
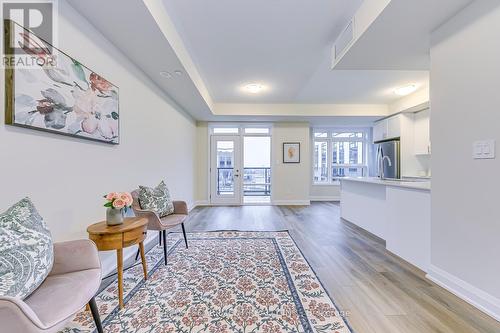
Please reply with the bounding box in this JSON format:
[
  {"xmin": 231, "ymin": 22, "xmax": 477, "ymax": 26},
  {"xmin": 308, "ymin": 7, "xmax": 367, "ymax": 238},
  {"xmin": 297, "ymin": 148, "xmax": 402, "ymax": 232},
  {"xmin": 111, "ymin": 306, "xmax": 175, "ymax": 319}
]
[
  {"xmin": 217, "ymin": 167, "xmax": 271, "ymax": 196},
  {"xmin": 243, "ymin": 167, "xmax": 271, "ymax": 196}
]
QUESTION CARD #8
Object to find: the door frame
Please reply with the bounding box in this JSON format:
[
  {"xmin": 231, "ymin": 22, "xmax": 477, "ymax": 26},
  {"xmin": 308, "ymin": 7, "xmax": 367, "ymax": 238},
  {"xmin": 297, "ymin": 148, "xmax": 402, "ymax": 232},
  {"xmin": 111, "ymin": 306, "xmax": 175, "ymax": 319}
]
[
  {"xmin": 210, "ymin": 135, "xmax": 242, "ymax": 205},
  {"xmin": 208, "ymin": 123, "xmax": 273, "ymax": 205}
]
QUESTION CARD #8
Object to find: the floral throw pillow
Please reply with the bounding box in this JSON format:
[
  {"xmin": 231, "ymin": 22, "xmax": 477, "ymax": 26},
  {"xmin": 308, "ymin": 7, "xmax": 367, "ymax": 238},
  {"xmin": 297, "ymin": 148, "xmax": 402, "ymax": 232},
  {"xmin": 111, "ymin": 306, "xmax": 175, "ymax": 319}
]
[
  {"xmin": 0, "ymin": 197, "xmax": 54, "ymax": 299},
  {"xmin": 138, "ymin": 181, "xmax": 174, "ymax": 217}
]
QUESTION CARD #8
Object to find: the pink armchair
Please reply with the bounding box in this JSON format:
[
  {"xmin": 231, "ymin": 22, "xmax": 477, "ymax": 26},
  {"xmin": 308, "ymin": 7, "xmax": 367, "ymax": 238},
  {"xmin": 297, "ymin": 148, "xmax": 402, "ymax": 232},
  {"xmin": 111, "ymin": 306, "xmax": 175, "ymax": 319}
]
[
  {"xmin": 131, "ymin": 190, "xmax": 189, "ymax": 265},
  {"xmin": 0, "ymin": 239, "xmax": 103, "ymax": 333}
]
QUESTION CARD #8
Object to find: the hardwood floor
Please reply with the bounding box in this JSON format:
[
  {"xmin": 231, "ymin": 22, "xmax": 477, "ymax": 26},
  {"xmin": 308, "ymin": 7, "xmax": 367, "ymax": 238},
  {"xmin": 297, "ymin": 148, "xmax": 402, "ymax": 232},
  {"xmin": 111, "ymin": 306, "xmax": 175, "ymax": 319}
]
[{"xmin": 182, "ymin": 202, "xmax": 500, "ymax": 333}]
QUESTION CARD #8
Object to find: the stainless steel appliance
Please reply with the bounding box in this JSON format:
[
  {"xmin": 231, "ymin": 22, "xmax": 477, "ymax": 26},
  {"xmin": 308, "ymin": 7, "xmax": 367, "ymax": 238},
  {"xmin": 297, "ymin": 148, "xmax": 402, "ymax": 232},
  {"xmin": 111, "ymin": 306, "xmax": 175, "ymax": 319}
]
[{"xmin": 375, "ymin": 139, "xmax": 401, "ymax": 180}]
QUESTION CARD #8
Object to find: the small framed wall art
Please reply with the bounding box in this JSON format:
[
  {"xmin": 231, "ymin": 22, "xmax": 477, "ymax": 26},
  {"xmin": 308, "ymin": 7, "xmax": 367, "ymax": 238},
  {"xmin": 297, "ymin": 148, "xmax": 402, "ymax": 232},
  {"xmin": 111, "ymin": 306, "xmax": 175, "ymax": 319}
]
[{"xmin": 283, "ymin": 142, "xmax": 300, "ymax": 163}]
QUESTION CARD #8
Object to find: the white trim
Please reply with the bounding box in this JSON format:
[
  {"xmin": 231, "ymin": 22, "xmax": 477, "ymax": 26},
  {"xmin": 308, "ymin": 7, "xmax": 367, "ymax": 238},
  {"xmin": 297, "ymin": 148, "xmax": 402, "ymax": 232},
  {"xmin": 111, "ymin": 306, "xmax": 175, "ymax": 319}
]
[
  {"xmin": 310, "ymin": 196, "xmax": 340, "ymax": 202},
  {"xmin": 208, "ymin": 123, "xmax": 274, "ymax": 206},
  {"xmin": 311, "ymin": 127, "xmax": 370, "ymax": 185},
  {"xmin": 311, "ymin": 182, "xmax": 340, "ymax": 187},
  {"xmin": 190, "ymin": 200, "xmax": 210, "ymax": 210},
  {"xmin": 426, "ymin": 265, "xmax": 500, "ymax": 322},
  {"xmin": 210, "ymin": 135, "xmax": 242, "ymax": 205},
  {"xmin": 206, "ymin": 203, "xmax": 242, "ymax": 207},
  {"xmin": 242, "ymin": 202, "xmax": 272, "ymax": 206},
  {"xmin": 191, "ymin": 202, "xmax": 274, "ymax": 207},
  {"xmin": 272, "ymin": 200, "xmax": 311, "ymax": 206},
  {"xmin": 206, "ymin": 127, "xmax": 211, "ymax": 203},
  {"xmin": 208, "ymin": 122, "xmax": 273, "ymax": 135}
]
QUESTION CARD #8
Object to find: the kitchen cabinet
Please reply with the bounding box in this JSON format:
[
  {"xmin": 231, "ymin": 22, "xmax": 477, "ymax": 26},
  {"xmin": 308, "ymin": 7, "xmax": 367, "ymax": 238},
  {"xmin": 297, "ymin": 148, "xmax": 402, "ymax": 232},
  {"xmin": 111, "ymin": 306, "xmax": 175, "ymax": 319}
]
[
  {"xmin": 341, "ymin": 178, "xmax": 431, "ymax": 272},
  {"xmin": 373, "ymin": 114, "xmax": 402, "ymax": 142},
  {"xmin": 372, "ymin": 106, "xmax": 430, "ymax": 177},
  {"xmin": 373, "ymin": 120, "xmax": 388, "ymax": 142},
  {"xmin": 414, "ymin": 108, "xmax": 431, "ymax": 155},
  {"xmin": 387, "ymin": 115, "xmax": 402, "ymax": 139},
  {"xmin": 386, "ymin": 186, "xmax": 430, "ymax": 272}
]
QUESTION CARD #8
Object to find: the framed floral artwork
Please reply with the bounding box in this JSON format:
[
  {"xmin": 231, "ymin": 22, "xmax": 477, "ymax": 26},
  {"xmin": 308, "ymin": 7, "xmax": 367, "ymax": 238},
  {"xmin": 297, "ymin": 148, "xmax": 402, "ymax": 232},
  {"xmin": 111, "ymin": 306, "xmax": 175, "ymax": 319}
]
[
  {"xmin": 283, "ymin": 142, "xmax": 300, "ymax": 163},
  {"xmin": 4, "ymin": 20, "xmax": 119, "ymax": 144}
]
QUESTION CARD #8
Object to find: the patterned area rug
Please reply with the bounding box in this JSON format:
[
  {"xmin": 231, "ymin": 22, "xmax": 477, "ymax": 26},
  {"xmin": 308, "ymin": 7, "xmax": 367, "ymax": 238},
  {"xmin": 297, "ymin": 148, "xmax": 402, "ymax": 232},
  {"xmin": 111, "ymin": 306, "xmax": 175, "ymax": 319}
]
[{"xmin": 62, "ymin": 231, "xmax": 352, "ymax": 333}]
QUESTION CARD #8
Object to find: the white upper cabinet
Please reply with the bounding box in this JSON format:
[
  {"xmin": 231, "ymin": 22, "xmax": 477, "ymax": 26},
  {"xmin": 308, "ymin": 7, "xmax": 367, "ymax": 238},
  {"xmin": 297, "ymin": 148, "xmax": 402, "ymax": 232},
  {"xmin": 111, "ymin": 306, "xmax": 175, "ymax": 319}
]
[
  {"xmin": 373, "ymin": 114, "xmax": 402, "ymax": 142},
  {"xmin": 387, "ymin": 115, "xmax": 402, "ymax": 139},
  {"xmin": 373, "ymin": 120, "xmax": 388, "ymax": 142},
  {"xmin": 413, "ymin": 109, "xmax": 431, "ymax": 155}
]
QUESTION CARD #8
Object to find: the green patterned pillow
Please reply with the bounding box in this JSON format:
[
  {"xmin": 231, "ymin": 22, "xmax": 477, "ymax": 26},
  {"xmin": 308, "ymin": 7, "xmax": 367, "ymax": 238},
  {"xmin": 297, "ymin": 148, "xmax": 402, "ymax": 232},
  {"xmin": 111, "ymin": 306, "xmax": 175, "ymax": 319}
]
[
  {"xmin": 138, "ymin": 181, "xmax": 174, "ymax": 217},
  {"xmin": 0, "ymin": 197, "xmax": 54, "ymax": 299}
]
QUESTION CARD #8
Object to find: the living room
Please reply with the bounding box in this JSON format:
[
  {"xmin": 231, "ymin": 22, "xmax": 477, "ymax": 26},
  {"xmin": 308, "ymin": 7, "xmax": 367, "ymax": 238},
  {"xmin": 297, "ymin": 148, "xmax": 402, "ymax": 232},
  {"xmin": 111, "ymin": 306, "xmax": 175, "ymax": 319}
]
[{"xmin": 1, "ymin": 1, "xmax": 499, "ymax": 332}]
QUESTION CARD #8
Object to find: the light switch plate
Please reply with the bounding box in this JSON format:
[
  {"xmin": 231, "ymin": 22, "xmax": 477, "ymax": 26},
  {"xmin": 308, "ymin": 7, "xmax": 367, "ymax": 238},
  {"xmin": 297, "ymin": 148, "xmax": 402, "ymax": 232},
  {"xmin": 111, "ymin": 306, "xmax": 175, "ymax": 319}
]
[{"xmin": 473, "ymin": 140, "xmax": 495, "ymax": 159}]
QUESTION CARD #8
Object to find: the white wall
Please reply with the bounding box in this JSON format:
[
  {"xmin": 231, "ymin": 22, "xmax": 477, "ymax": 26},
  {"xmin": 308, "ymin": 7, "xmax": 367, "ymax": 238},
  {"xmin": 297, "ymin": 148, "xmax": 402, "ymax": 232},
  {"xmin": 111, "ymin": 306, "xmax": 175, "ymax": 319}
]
[
  {"xmin": 195, "ymin": 122, "xmax": 209, "ymax": 204},
  {"xmin": 429, "ymin": 0, "xmax": 500, "ymax": 320},
  {"xmin": 0, "ymin": 2, "xmax": 196, "ymax": 275},
  {"xmin": 195, "ymin": 122, "xmax": 311, "ymax": 205},
  {"xmin": 310, "ymin": 184, "xmax": 341, "ymax": 201},
  {"xmin": 271, "ymin": 123, "xmax": 310, "ymax": 205}
]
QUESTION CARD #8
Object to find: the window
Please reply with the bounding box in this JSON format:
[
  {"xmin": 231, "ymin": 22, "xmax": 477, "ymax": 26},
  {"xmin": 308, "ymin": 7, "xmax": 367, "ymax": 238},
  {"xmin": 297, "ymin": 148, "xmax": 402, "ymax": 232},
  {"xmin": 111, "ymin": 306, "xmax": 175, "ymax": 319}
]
[
  {"xmin": 211, "ymin": 125, "xmax": 272, "ymax": 135},
  {"xmin": 244, "ymin": 128, "xmax": 270, "ymax": 134},
  {"xmin": 313, "ymin": 141, "xmax": 328, "ymax": 182},
  {"xmin": 213, "ymin": 127, "xmax": 239, "ymax": 134},
  {"xmin": 314, "ymin": 132, "xmax": 328, "ymax": 138},
  {"xmin": 312, "ymin": 129, "xmax": 369, "ymax": 184},
  {"xmin": 216, "ymin": 141, "xmax": 235, "ymax": 195}
]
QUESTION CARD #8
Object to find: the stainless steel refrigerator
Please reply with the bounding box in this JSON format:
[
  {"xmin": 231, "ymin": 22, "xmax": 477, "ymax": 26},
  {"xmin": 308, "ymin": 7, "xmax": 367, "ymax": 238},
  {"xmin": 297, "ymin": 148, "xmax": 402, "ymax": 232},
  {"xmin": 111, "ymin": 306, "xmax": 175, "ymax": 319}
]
[{"xmin": 375, "ymin": 139, "xmax": 401, "ymax": 180}]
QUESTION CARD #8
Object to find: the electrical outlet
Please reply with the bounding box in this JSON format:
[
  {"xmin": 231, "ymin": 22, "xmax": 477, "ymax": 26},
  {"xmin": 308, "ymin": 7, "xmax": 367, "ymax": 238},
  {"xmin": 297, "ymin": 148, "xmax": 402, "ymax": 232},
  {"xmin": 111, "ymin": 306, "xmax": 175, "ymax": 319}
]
[{"xmin": 473, "ymin": 140, "xmax": 495, "ymax": 159}]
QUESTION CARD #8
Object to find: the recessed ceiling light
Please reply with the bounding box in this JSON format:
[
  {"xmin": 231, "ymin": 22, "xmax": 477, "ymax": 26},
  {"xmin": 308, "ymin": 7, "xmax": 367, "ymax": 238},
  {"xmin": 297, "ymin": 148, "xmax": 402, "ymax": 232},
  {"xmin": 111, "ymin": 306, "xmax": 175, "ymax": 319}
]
[
  {"xmin": 244, "ymin": 83, "xmax": 265, "ymax": 94},
  {"xmin": 160, "ymin": 71, "xmax": 172, "ymax": 78},
  {"xmin": 394, "ymin": 84, "xmax": 418, "ymax": 96}
]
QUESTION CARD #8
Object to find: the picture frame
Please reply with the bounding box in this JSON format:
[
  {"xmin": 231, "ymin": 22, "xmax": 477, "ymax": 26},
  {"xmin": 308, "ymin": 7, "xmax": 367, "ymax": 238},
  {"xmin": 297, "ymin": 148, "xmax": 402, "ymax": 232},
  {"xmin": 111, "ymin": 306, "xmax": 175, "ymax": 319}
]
[
  {"xmin": 4, "ymin": 19, "xmax": 120, "ymax": 144},
  {"xmin": 283, "ymin": 142, "xmax": 300, "ymax": 163}
]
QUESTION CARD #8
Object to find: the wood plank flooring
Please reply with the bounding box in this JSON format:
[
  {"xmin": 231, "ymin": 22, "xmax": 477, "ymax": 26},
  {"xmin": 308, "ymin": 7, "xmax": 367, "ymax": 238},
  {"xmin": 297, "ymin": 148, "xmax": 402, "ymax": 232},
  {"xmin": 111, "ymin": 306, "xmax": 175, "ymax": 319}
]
[{"xmin": 182, "ymin": 202, "xmax": 500, "ymax": 333}]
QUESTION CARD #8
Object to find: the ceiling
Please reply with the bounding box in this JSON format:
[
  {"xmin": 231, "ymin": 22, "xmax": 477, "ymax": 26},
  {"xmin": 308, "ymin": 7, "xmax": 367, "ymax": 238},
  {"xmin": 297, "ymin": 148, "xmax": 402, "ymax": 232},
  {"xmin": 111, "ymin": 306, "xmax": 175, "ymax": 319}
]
[
  {"xmin": 162, "ymin": 0, "xmax": 427, "ymax": 104},
  {"xmin": 334, "ymin": 0, "xmax": 474, "ymax": 70},
  {"xmin": 66, "ymin": 0, "xmax": 461, "ymax": 121},
  {"xmin": 66, "ymin": 0, "xmax": 212, "ymax": 120},
  {"xmin": 296, "ymin": 67, "xmax": 428, "ymax": 104}
]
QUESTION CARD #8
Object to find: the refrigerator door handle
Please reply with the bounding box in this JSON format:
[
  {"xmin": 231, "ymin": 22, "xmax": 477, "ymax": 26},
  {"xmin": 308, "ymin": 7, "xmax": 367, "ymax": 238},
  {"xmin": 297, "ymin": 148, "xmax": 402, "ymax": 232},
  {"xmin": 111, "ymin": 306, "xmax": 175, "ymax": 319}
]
[{"xmin": 376, "ymin": 146, "xmax": 382, "ymax": 178}]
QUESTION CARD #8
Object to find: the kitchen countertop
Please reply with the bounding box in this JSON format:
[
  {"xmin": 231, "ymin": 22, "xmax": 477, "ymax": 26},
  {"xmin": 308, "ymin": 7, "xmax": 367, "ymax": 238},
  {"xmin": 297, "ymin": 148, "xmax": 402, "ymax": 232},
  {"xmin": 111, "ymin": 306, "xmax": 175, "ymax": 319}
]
[{"xmin": 341, "ymin": 177, "xmax": 431, "ymax": 191}]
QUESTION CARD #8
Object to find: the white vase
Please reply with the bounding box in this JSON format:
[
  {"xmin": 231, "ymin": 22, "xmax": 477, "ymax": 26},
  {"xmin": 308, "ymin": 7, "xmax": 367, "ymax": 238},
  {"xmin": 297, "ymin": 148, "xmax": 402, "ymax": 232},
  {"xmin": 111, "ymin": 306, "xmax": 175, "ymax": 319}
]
[{"xmin": 106, "ymin": 208, "xmax": 124, "ymax": 226}]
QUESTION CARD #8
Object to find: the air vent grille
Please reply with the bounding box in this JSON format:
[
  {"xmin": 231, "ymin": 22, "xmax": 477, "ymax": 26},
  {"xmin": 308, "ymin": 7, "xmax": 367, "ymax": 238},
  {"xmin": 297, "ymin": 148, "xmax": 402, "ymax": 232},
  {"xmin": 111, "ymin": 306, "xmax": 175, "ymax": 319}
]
[{"xmin": 332, "ymin": 18, "xmax": 355, "ymax": 64}]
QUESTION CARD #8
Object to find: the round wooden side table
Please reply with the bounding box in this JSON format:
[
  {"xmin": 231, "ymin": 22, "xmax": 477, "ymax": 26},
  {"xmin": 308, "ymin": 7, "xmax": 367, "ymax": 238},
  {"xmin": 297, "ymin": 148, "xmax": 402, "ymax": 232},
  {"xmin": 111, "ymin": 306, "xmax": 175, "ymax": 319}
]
[{"xmin": 87, "ymin": 217, "xmax": 148, "ymax": 309}]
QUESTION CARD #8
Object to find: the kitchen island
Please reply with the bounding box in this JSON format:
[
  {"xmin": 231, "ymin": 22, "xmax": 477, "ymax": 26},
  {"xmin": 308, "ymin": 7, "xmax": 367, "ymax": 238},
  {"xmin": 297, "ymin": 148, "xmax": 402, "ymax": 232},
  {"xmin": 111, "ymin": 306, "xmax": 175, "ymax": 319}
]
[{"xmin": 340, "ymin": 177, "xmax": 431, "ymax": 272}]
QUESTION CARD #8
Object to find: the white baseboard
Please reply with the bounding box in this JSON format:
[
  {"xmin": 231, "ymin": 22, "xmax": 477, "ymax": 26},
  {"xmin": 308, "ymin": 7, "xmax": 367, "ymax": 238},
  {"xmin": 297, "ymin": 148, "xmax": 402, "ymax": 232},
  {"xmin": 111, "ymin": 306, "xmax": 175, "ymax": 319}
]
[
  {"xmin": 426, "ymin": 265, "xmax": 500, "ymax": 322},
  {"xmin": 309, "ymin": 196, "xmax": 340, "ymax": 202},
  {"xmin": 190, "ymin": 200, "xmax": 209, "ymax": 210},
  {"xmin": 191, "ymin": 200, "xmax": 312, "ymax": 207},
  {"xmin": 272, "ymin": 200, "xmax": 311, "ymax": 206}
]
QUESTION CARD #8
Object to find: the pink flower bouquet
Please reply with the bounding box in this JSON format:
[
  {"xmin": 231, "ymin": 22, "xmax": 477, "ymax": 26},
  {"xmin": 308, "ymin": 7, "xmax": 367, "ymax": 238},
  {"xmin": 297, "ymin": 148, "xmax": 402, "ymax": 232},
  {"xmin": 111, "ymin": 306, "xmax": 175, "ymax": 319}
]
[{"xmin": 103, "ymin": 192, "xmax": 133, "ymax": 212}]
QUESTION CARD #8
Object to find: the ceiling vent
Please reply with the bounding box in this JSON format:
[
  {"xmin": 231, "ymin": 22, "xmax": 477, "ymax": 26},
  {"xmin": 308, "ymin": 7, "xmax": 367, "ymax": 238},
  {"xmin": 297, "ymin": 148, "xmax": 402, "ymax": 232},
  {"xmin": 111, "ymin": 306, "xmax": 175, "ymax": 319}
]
[{"xmin": 331, "ymin": 18, "xmax": 355, "ymax": 68}]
